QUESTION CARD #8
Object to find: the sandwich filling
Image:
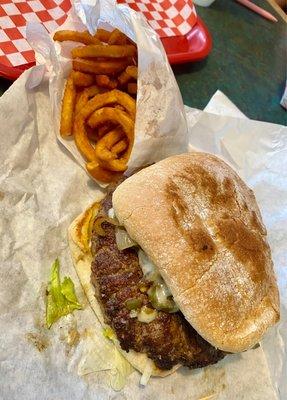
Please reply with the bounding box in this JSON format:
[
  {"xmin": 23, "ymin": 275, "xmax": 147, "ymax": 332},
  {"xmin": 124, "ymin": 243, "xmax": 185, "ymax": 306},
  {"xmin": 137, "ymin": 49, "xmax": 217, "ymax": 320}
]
[{"xmin": 90, "ymin": 191, "xmax": 225, "ymax": 370}]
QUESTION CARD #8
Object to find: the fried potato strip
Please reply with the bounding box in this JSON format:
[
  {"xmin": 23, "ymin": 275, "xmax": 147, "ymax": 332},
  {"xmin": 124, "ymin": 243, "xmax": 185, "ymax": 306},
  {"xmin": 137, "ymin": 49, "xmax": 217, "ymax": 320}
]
[
  {"xmin": 126, "ymin": 66, "xmax": 138, "ymax": 79},
  {"xmin": 75, "ymin": 86, "xmax": 100, "ymax": 115},
  {"xmin": 127, "ymin": 82, "xmax": 137, "ymax": 95},
  {"xmin": 72, "ymin": 71, "xmax": 94, "ymax": 87},
  {"xmin": 53, "ymin": 30, "xmax": 101, "ymax": 45},
  {"xmin": 86, "ymin": 160, "xmax": 121, "ymax": 183},
  {"xmin": 108, "ymin": 29, "xmax": 128, "ymax": 45},
  {"xmin": 73, "ymin": 58, "xmax": 128, "ymax": 74},
  {"xmin": 55, "ymin": 27, "xmax": 138, "ymax": 182},
  {"xmin": 80, "ymin": 89, "xmax": 136, "ymax": 120},
  {"xmin": 60, "ymin": 74, "xmax": 76, "ymax": 137},
  {"xmin": 72, "ymin": 44, "xmax": 136, "ymax": 59}
]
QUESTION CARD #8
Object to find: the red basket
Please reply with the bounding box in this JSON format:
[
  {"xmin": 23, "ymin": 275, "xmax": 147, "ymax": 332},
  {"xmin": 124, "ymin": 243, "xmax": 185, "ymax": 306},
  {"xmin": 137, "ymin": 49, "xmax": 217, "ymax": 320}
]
[{"xmin": 0, "ymin": 0, "xmax": 212, "ymax": 80}]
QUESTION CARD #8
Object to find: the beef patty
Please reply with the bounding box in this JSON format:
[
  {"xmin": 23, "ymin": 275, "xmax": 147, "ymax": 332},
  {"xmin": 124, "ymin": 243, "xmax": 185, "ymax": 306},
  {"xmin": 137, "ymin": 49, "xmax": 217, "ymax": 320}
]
[{"xmin": 91, "ymin": 192, "xmax": 225, "ymax": 370}]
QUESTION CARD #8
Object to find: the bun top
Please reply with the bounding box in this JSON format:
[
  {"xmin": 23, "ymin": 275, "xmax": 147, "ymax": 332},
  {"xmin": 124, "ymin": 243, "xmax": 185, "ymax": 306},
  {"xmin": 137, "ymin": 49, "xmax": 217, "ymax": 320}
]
[{"xmin": 112, "ymin": 152, "xmax": 279, "ymax": 352}]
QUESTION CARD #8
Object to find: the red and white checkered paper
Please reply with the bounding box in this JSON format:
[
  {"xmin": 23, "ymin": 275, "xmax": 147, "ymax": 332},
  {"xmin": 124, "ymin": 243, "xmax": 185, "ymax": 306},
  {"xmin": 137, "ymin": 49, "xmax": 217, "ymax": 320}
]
[
  {"xmin": 118, "ymin": 0, "xmax": 197, "ymax": 38},
  {"xmin": 0, "ymin": 0, "xmax": 70, "ymax": 68},
  {"xmin": 0, "ymin": 0, "xmax": 197, "ymax": 68}
]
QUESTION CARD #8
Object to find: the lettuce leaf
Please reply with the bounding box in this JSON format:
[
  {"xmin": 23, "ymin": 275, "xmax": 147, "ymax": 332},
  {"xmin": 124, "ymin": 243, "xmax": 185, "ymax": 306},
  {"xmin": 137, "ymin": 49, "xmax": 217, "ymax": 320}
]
[
  {"xmin": 109, "ymin": 349, "xmax": 134, "ymax": 391},
  {"xmin": 46, "ymin": 259, "xmax": 82, "ymax": 328},
  {"xmin": 77, "ymin": 330, "xmax": 134, "ymax": 390}
]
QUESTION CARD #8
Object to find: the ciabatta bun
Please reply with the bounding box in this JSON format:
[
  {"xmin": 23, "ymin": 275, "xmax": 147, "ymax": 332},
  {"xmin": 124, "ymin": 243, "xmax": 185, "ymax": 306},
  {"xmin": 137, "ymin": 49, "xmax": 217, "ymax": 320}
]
[{"xmin": 112, "ymin": 152, "xmax": 280, "ymax": 353}]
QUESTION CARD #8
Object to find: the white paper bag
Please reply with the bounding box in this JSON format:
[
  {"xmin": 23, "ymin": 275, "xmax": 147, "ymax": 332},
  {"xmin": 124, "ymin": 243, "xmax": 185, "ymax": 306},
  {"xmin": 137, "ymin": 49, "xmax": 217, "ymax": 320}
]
[{"xmin": 26, "ymin": 0, "xmax": 188, "ymax": 179}]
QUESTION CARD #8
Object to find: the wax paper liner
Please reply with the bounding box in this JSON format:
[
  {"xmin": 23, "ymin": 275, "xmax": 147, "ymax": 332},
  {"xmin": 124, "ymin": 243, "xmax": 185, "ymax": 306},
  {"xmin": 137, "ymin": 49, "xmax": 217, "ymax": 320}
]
[
  {"xmin": 25, "ymin": 0, "xmax": 188, "ymax": 185},
  {"xmin": 0, "ymin": 69, "xmax": 286, "ymax": 398},
  {"xmin": 185, "ymin": 92, "xmax": 287, "ymax": 398}
]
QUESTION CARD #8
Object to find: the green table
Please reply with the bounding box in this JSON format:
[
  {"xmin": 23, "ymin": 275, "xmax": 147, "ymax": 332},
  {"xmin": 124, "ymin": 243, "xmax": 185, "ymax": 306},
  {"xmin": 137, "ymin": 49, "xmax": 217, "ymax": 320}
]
[
  {"xmin": 174, "ymin": 0, "xmax": 286, "ymax": 125},
  {"xmin": 0, "ymin": 0, "xmax": 286, "ymax": 125}
]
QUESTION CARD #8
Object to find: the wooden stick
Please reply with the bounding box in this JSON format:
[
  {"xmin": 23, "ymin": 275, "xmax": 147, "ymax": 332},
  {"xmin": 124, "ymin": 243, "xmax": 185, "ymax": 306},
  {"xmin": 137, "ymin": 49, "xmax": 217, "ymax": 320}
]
[
  {"xmin": 266, "ymin": 0, "xmax": 287, "ymax": 22},
  {"xmin": 235, "ymin": 0, "xmax": 278, "ymax": 22}
]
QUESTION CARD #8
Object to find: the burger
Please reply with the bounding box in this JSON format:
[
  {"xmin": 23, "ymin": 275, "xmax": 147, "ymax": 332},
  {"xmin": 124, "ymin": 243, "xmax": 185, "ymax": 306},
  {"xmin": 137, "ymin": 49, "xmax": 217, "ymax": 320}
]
[{"xmin": 68, "ymin": 152, "xmax": 280, "ymax": 378}]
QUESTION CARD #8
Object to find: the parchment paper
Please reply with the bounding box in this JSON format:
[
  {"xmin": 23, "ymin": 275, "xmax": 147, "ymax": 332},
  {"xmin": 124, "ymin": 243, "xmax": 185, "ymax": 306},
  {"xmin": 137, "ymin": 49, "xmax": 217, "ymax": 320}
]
[
  {"xmin": 186, "ymin": 91, "xmax": 287, "ymax": 399},
  {"xmin": 0, "ymin": 69, "xmax": 286, "ymax": 400}
]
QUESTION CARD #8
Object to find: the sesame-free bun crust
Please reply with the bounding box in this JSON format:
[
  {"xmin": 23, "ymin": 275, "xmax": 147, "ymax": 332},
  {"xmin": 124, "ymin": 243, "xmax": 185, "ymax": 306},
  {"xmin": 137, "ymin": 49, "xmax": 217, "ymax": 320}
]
[{"xmin": 112, "ymin": 152, "xmax": 280, "ymax": 353}]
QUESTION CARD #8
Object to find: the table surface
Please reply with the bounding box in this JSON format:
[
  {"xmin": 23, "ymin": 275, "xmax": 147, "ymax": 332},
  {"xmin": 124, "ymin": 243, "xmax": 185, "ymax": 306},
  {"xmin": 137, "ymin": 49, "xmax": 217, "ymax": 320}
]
[
  {"xmin": 174, "ymin": 0, "xmax": 286, "ymax": 125},
  {"xmin": 0, "ymin": 0, "xmax": 286, "ymax": 125}
]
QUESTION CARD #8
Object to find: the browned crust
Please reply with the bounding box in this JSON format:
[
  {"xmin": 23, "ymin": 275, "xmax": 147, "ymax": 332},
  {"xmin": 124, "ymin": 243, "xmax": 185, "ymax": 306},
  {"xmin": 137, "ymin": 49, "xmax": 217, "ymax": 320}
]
[{"xmin": 112, "ymin": 152, "xmax": 280, "ymax": 352}]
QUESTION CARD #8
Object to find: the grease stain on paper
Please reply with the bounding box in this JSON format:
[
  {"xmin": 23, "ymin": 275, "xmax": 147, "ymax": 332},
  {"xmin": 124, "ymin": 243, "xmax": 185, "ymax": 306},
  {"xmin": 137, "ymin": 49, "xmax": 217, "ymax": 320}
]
[
  {"xmin": 200, "ymin": 367, "xmax": 226, "ymax": 399},
  {"xmin": 67, "ymin": 328, "xmax": 80, "ymax": 347},
  {"xmin": 26, "ymin": 332, "xmax": 50, "ymax": 352},
  {"xmin": 58, "ymin": 315, "xmax": 81, "ymax": 356}
]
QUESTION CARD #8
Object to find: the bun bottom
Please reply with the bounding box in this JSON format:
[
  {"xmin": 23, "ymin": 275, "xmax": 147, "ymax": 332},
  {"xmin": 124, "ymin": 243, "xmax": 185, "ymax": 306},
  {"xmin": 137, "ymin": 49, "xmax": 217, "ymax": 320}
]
[{"xmin": 68, "ymin": 202, "xmax": 179, "ymax": 377}]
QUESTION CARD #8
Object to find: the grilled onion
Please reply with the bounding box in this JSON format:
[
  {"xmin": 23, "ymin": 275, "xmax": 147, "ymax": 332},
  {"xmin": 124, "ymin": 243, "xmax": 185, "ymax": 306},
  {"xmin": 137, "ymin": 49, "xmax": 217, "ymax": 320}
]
[
  {"xmin": 115, "ymin": 227, "xmax": 136, "ymax": 250},
  {"xmin": 137, "ymin": 306, "xmax": 157, "ymax": 323},
  {"xmin": 93, "ymin": 216, "xmax": 118, "ymax": 236},
  {"xmin": 138, "ymin": 250, "xmax": 160, "ymax": 282}
]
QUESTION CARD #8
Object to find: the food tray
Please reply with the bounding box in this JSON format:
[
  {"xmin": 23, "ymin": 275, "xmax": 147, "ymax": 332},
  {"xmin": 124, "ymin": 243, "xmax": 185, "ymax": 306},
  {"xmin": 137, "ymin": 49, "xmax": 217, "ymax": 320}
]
[{"xmin": 0, "ymin": 0, "xmax": 212, "ymax": 80}]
